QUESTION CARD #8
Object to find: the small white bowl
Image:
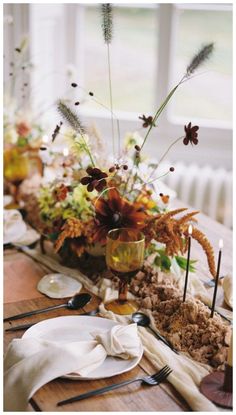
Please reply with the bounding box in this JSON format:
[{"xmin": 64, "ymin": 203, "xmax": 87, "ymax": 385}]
[{"xmin": 37, "ymin": 273, "xmax": 82, "ymax": 298}]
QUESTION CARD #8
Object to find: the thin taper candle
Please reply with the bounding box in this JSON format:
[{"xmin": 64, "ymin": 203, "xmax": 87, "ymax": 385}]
[
  {"xmin": 63, "ymin": 147, "xmax": 69, "ymax": 157},
  {"xmin": 210, "ymin": 239, "xmax": 223, "ymax": 318},
  {"xmin": 183, "ymin": 224, "xmax": 192, "ymax": 302}
]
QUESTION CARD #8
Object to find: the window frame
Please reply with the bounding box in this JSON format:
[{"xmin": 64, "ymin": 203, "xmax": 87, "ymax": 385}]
[
  {"xmin": 5, "ymin": 3, "xmax": 232, "ymax": 169},
  {"xmin": 71, "ymin": 3, "xmax": 232, "ymax": 168}
]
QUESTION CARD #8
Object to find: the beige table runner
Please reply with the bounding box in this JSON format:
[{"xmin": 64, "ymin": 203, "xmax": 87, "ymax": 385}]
[{"xmin": 19, "ymin": 246, "xmax": 225, "ymax": 411}]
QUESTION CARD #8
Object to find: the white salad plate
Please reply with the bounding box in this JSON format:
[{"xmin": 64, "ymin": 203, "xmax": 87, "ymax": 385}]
[
  {"xmin": 23, "ymin": 315, "xmax": 143, "ymax": 380},
  {"xmin": 37, "ymin": 273, "xmax": 82, "ymax": 298}
]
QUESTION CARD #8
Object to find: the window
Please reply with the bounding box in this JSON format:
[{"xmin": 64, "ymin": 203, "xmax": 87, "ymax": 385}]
[
  {"xmin": 169, "ymin": 4, "xmax": 232, "ymax": 127},
  {"xmin": 4, "ymin": 3, "xmax": 233, "ymax": 168},
  {"xmin": 80, "ymin": 4, "xmax": 158, "ymax": 114}
]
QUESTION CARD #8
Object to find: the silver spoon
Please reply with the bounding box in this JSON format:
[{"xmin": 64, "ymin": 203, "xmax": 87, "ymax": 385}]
[
  {"xmin": 132, "ymin": 312, "xmax": 178, "ymax": 354},
  {"xmin": 3, "ymin": 293, "xmax": 92, "ymax": 322}
]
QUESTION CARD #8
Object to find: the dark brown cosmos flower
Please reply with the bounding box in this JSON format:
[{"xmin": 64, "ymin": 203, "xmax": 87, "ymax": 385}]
[
  {"xmin": 139, "ymin": 114, "xmax": 155, "ymax": 128},
  {"xmin": 93, "ymin": 188, "xmax": 148, "ymax": 243},
  {"xmin": 81, "ymin": 167, "xmax": 108, "ymax": 192},
  {"xmin": 183, "ymin": 122, "xmax": 199, "ymax": 145}
]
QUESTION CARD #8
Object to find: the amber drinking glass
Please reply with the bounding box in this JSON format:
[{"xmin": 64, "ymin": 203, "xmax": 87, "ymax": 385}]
[
  {"xmin": 105, "ymin": 228, "xmax": 145, "ymax": 315},
  {"xmin": 4, "ymin": 147, "xmax": 29, "ymax": 207}
]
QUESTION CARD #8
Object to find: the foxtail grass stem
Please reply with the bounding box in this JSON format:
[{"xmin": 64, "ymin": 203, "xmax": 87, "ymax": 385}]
[
  {"xmin": 140, "ymin": 83, "xmax": 181, "ymax": 151},
  {"xmin": 146, "ymin": 136, "xmax": 183, "ymax": 182},
  {"xmin": 107, "ymin": 44, "xmax": 115, "ymax": 158},
  {"xmin": 140, "ymin": 75, "xmax": 186, "ymax": 152}
]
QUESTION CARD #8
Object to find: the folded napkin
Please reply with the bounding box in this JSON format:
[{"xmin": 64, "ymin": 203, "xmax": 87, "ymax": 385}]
[
  {"xmin": 4, "ymin": 209, "xmax": 39, "ymax": 246},
  {"xmin": 4, "ymin": 323, "xmax": 141, "ymax": 411},
  {"xmin": 4, "ymin": 209, "xmax": 27, "ymax": 245},
  {"xmin": 99, "ymin": 305, "xmax": 219, "ymax": 412}
]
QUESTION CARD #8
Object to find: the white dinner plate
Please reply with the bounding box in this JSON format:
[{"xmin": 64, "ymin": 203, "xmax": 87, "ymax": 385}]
[
  {"xmin": 23, "ymin": 315, "xmax": 143, "ymax": 380},
  {"xmin": 37, "ymin": 273, "xmax": 82, "ymax": 298}
]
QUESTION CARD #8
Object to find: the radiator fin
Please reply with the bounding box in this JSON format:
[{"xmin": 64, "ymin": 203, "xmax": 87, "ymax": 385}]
[{"xmin": 163, "ymin": 162, "xmax": 232, "ymax": 229}]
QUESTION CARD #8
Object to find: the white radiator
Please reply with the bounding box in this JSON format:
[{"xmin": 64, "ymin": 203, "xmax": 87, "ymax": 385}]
[{"xmin": 163, "ymin": 162, "xmax": 232, "ymax": 229}]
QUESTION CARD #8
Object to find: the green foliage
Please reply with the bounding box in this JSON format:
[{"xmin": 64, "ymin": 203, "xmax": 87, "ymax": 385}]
[
  {"xmin": 17, "ymin": 137, "xmax": 28, "ymax": 147},
  {"xmin": 146, "ymin": 243, "xmax": 197, "ymax": 273},
  {"xmin": 175, "ymin": 256, "xmax": 197, "ymax": 272},
  {"xmin": 154, "ymin": 249, "xmax": 172, "ymax": 272},
  {"xmin": 154, "ymin": 254, "xmax": 171, "ymax": 272}
]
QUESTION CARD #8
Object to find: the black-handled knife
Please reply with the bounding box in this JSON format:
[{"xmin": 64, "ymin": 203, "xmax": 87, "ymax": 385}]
[
  {"xmin": 5, "ymin": 308, "xmax": 99, "ymax": 332},
  {"xmin": 5, "ymin": 322, "xmax": 34, "ymax": 332}
]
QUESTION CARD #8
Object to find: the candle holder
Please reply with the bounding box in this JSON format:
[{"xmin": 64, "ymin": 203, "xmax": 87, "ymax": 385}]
[{"xmin": 200, "ymin": 365, "xmax": 232, "ymax": 409}]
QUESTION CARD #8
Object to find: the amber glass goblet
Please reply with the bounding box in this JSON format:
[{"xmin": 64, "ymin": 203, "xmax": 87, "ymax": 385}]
[
  {"xmin": 105, "ymin": 228, "xmax": 145, "ymax": 315},
  {"xmin": 4, "ymin": 147, "xmax": 29, "ymax": 207}
]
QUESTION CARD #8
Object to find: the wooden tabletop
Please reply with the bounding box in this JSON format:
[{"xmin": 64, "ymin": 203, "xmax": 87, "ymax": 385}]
[{"xmin": 4, "ymin": 206, "xmax": 232, "ymax": 412}]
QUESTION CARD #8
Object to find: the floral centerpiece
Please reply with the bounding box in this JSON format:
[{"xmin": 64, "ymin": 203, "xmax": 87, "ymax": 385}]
[
  {"xmin": 4, "ymin": 35, "xmax": 45, "ymax": 205},
  {"xmin": 32, "ymin": 5, "xmax": 216, "ymax": 279}
]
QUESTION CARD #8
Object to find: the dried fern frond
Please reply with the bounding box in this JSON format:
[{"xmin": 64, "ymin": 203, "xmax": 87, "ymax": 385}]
[
  {"xmin": 57, "ymin": 101, "xmax": 86, "ymax": 136},
  {"xmin": 191, "ymin": 227, "xmax": 216, "ymax": 277},
  {"xmin": 186, "ymin": 43, "xmax": 214, "ymax": 76},
  {"xmin": 101, "ymin": 3, "xmax": 113, "ymax": 44}
]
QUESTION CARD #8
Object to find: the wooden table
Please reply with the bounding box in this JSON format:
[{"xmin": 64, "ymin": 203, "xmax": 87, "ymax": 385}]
[{"xmin": 4, "ymin": 208, "xmax": 232, "ymax": 412}]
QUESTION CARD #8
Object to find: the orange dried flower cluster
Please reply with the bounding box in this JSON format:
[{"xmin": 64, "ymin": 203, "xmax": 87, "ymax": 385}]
[
  {"xmin": 54, "ymin": 217, "xmax": 95, "ymax": 256},
  {"xmin": 191, "ymin": 228, "xmax": 216, "ymax": 278},
  {"xmin": 143, "ymin": 208, "xmax": 216, "ymax": 277}
]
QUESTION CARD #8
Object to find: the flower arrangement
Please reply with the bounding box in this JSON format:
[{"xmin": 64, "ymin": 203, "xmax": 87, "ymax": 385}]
[
  {"xmin": 4, "ymin": 34, "xmax": 45, "ymax": 150},
  {"xmin": 3, "ymin": 33, "xmax": 47, "ymax": 200},
  {"xmin": 35, "ymin": 4, "xmax": 216, "ymax": 277}
]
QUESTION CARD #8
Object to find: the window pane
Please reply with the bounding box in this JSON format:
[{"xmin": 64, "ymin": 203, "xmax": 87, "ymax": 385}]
[
  {"xmin": 80, "ymin": 5, "xmax": 158, "ymax": 114},
  {"xmin": 169, "ymin": 7, "xmax": 232, "ymax": 126}
]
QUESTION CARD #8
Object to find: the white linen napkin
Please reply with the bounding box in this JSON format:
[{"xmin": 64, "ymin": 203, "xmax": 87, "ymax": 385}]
[
  {"xmin": 99, "ymin": 305, "xmax": 219, "ymax": 412},
  {"xmin": 4, "ymin": 323, "xmax": 141, "ymax": 412},
  {"xmin": 4, "ymin": 209, "xmax": 40, "ymax": 246},
  {"xmin": 4, "ymin": 209, "xmax": 27, "ymax": 245},
  {"xmin": 170, "ymin": 261, "xmax": 233, "ymax": 313},
  {"xmin": 223, "ymin": 274, "xmax": 233, "ymax": 309}
]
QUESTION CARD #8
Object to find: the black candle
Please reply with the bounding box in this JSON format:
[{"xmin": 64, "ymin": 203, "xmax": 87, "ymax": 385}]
[
  {"xmin": 210, "ymin": 239, "xmax": 223, "ymax": 318},
  {"xmin": 183, "ymin": 224, "xmax": 192, "ymax": 302}
]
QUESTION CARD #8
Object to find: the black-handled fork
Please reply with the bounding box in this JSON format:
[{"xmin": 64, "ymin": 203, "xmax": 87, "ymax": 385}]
[{"xmin": 57, "ymin": 365, "xmax": 172, "ymax": 406}]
